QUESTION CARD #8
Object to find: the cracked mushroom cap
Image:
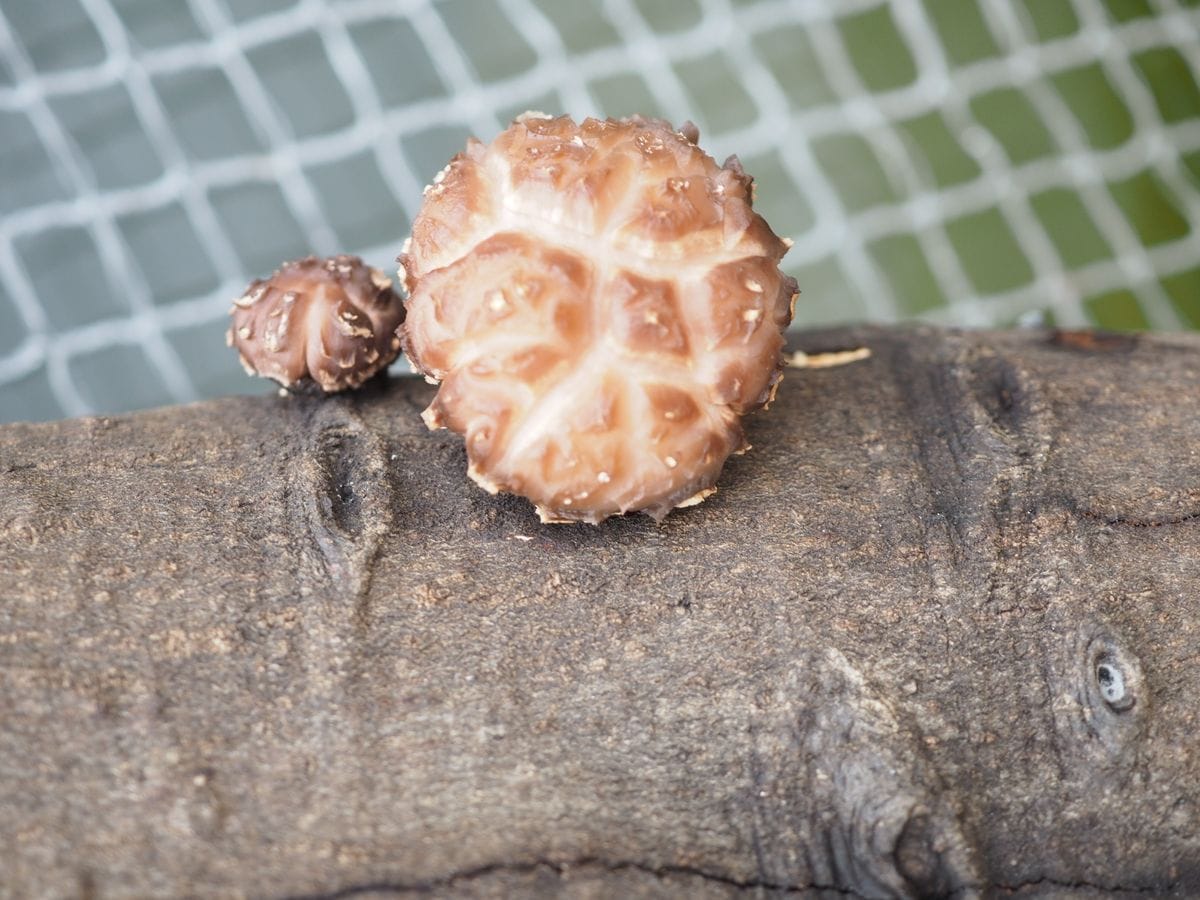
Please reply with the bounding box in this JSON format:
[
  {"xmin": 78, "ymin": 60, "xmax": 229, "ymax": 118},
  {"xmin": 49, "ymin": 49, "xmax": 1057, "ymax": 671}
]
[
  {"xmin": 228, "ymin": 255, "xmax": 404, "ymax": 393},
  {"xmin": 400, "ymin": 113, "xmax": 798, "ymax": 524}
]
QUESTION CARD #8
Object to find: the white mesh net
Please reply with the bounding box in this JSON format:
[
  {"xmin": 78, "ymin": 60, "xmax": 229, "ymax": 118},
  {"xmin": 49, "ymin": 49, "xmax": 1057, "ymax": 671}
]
[{"xmin": 1, "ymin": 0, "xmax": 1198, "ymax": 421}]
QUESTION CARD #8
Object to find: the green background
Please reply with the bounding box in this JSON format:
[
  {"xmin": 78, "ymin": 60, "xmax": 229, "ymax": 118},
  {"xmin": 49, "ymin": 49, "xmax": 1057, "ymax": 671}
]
[{"xmin": 1, "ymin": 0, "xmax": 1198, "ymax": 422}]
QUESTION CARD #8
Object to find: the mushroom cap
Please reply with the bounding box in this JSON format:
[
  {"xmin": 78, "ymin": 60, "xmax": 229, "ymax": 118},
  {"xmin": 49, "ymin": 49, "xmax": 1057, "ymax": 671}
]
[
  {"xmin": 228, "ymin": 255, "xmax": 404, "ymax": 393},
  {"xmin": 400, "ymin": 113, "xmax": 798, "ymax": 523}
]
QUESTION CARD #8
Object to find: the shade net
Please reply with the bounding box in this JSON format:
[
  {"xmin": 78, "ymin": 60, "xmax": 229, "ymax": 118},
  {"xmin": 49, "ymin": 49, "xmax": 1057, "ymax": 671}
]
[{"xmin": 1, "ymin": 0, "xmax": 1198, "ymax": 421}]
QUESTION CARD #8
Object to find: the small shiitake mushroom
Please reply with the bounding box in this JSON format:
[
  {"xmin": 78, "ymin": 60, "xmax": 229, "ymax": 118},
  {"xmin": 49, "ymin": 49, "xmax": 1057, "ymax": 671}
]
[
  {"xmin": 227, "ymin": 255, "xmax": 405, "ymax": 393},
  {"xmin": 399, "ymin": 113, "xmax": 798, "ymax": 524}
]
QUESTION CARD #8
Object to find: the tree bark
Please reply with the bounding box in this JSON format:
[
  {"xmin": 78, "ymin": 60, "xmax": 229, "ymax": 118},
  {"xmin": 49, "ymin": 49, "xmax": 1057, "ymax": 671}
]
[{"xmin": 1, "ymin": 325, "xmax": 1199, "ymax": 899}]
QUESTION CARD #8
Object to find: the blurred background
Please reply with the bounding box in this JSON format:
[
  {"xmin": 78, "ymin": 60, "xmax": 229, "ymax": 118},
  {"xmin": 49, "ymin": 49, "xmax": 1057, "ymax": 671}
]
[{"xmin": 1, "ymin": 0, "xmax": 1198, "ymax": 423}]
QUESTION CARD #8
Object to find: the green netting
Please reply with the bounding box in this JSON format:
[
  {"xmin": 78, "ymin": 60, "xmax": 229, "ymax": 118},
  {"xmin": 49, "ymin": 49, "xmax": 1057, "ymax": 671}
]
[{"xmin": 0, "ymin": 0, "xmax": 1198, "ymax": 422}]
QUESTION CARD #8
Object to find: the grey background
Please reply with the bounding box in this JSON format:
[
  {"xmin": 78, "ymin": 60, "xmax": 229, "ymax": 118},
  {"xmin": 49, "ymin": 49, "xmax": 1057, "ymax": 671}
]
[{"xmin": 1, "ymin": 0, "xmax": 1199, "ymax": 423}]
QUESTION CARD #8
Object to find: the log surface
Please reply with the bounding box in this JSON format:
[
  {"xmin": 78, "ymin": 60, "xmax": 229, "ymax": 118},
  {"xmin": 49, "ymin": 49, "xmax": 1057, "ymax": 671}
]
[{"xmin": 2, "ymin": 326, "xmax": 1199, "ymax": 899}]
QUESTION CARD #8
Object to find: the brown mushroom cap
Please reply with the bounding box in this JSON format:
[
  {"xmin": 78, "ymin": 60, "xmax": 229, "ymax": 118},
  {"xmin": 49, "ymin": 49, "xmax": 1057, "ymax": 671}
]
[
  {"xmin": 227, "ymin": 255, "xmax": 404, "ymax": 393},
  {"xmin": 400, "ymin": 113, "xmax": 798, "ymax": 524}
]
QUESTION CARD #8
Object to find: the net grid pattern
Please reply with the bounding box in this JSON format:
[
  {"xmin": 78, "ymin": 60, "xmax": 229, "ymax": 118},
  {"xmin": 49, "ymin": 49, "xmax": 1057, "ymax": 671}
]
[{"xmin": 1, "ymin": 0, "xmax": 1198, "ymax": 419}]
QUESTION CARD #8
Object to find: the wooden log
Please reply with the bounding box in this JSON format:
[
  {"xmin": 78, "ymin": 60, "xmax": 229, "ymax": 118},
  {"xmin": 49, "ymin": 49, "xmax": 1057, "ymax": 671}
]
[{"xmin": 1, "ymin": 326, "xmax": 1198, "ymax": 899}]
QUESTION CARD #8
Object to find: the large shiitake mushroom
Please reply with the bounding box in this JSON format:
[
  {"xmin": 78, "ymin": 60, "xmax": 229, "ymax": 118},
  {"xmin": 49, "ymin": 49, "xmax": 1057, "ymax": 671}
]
[{"xmin": 399, "ymin": 113, "xmax": 798, "ymax": 524}]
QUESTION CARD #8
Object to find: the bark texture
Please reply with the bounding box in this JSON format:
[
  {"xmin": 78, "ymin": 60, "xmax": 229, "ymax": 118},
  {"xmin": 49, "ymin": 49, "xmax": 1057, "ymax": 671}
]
[{"xmin": 1, "ymin": 326, "xmax": 1199, "ymax": 899}]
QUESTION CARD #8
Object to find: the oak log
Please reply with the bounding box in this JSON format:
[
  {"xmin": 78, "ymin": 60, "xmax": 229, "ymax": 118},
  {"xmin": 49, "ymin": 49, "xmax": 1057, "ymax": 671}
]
[{"xmin": 2, "ymin": 326, "xmax": 1199, "ymax": 899}]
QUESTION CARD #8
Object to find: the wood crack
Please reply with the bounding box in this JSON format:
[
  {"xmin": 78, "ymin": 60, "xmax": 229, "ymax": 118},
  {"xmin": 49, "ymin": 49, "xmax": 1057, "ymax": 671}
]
[
  {"xmin": 285, "ymin": 857, "xmax": 872, "ymax": 898},
  {"xmin": 1085, "ymin": 511, "xmax": 1200, "ymax": 529},
  {"xmin": 992, "ymin": 874, "xmax": 1179, "ymax": 895}
]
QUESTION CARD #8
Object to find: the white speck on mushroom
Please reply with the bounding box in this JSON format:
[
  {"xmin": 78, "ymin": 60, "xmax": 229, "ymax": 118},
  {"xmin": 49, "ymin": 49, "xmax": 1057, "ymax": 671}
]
[
  {"xmin": 664, "ymin": 456, "xmax": 678, "ymax": 468},
  {"xmin": 744, "ymin": 278, "xmax": 763, "ymax": 293},
  {"xmin": 335, "ymin": 316, "xmax": 373, "ymax": 339},
  {"xmin": 597, "ymin": 471, "xmax": 611, "ymax": 484},
  {"xmin": 487, "ymin": 291, "xmax": 510, "ymax": 313},
  {"xmin": 743, "ymin": 309, "xmax": 762, "ymax": 322},
  {"xmin": 234, "ymin": 286, "xmax": 267, "ymax": 308},
  {"xmin": 238, "ymin": 326, "xmax": 252, "ymax": 340}
]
